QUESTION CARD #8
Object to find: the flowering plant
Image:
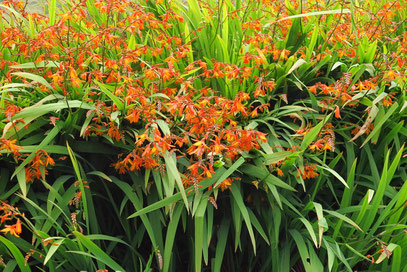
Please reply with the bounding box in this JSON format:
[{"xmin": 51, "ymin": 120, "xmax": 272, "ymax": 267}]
[{"xmin": 0, "ymin": 0, "xmax": 406, "ymax": 271}]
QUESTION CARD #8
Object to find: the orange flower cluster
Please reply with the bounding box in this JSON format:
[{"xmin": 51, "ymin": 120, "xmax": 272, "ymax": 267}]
[
  {"xmin": 1, "ymin": 0, "xmax": 404, "ymax": 196},
  {"xmin": 218, "ymin": 177, "xmax": 239, "ymax": 192},
  {"xmin": 297, "ymin": 164, "xmax": 319, "ymax": 180},
  {"xmin": 113, "ymin": 90, "xmax": 267, "ymax": 188},
  {"xmin": 0, "ymin": 137, "xmax": 56, "ymax": 183},
  {"xmin": 0, "ymin": 138, "xmax": 22, "ymax": 155},
  {"xmin": 296, "ymin": 124, "xmax": 336, "ymax": 153},
  {"xmin": 0, "ymin": 201, "xmax": 23, "ymax": 237},
  {"xmin": 25, "ymin": 150, "xmax": 55, "ymax": 182},
  {"xmin": 309, "ymin": 125, "xmax": 336, "ymax": 152},
  {"xmin": 365, "ymin": 241, "xmax": 393, "ymax": 264},
  {"xmin": 308, "ymin": 77, "xmax": 378, "ymax": 111},
  {"xmin": 1, "ymin": 102, "xmax": 21, "ymax": 121}
]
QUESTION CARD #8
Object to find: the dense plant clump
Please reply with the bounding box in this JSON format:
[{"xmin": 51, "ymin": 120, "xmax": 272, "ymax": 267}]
[{"xmin": 0, "ymin": 0, "xmax": 406, "ymax": 271}]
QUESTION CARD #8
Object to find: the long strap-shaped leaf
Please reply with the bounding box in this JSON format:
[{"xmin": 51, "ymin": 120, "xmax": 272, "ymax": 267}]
[
  {"xmin": 0, "ymin": 235, "xmax": 31, "ymax": 272},
  {"xmin": 163, "ymin": 204, "xmax": 183, "ymax": 272},
  {"xmin": 230, "ymin": 182, "xmax": 256, "ymax": 255},
  {"xmin": 195, "ymin": 197, "xmax": 208, "ymax": 272},
  {"xmin": 72, "ymin": 231, "xmax": 125, "ymax": 272},
  {"xmin": 66, "ymin": 142, "xmax": 90, "ymax": 234},
  {"xmin": 164, "ymin": 152, "xmax": 189, "ymax": 213}
]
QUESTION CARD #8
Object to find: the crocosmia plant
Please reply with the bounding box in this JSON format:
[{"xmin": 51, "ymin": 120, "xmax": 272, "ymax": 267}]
[{"xmin": 0, "ymin": 0, "xmax": 406, "ymax": 271}]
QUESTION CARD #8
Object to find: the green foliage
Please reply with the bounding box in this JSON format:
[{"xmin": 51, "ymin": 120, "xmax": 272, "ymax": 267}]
[{"xmin": 0, "ymin": 0, "xmax": 407, "ymax": 271}]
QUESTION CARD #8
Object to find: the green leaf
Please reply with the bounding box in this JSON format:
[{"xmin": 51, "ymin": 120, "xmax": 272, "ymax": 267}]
[
  {"xmin": 331, "ymin": 61, "xmax": 346, "ymax": 71},
  {"xmin": 195, "ymin": 197, "xmax": 208, "ymax": 272},
  {"xmin": 324, "ymin": 210, "xmax": 363, "ymax": 232},
  {"xmin": 289, "ymin": 229, "xmax": 311, "ymax": 271},
  {"xmin": 87, "ymin": 171, "xmax": 112, "ymax": 182},
  {"xmin": 164, "ymin": 152, "xmax": 189, "ymax": 212},
  {"xmin": 3, "ymin": 260, "xmax": 17, "ymax": 272},
  {"xmin": 230, "ymin": 183, "xmax": 256, "ymax": 254},
  {"xmin": 0, "ymin": 82, "xmax": 34, "ymax": 90},
  {"xmin": 299, "ymin": 218, "xmax": 318, "ymax": 248},
  {"xmin": 163, "ymin": 204, "xmax": 183, "ymax": 272},
  {"xmin": 213, "ymin": 157, "xmax": 245, "ymax": 188},
  {"xmin": 313, "ymin": 202, "xmax": 325, "ymax": 248},
  {"xmin": 333, "ymin": 158, "xmax": 357, "ymax": 239},
  {"xmin": 301, "ymin": 114, "xmax": 332, "ymax": 150},
  {"xmin": 240, "ymin": 163, "xmax": 296, "ymax": 191},
  {"xmin": 48, "ymin": 0, "xmax": 57, "ymax": 25},
  {"xmin": 324, "ymin": 240, "xmax": 352, "ymax": 272},
  {"xmin": 0, "ymin": 236, "xmax": 31, "ymax": 272},
  {"xmin": 263, "ymin": 151, "xmax": 295, "ymax": 165},
  {"xmin": 362, "ymin": 146, "xmax": 404, "ymax": 231},
  {"xmin": 44, "ymin": 238, "xmax": 65, "ymax": 265},
  {"xmin": 11, "ymin": 61, "xmax": 59, "ymax": 69},
  {"xmin": 94, "ymin": 81, "xmax": 124, "ymax": 111},
  {"xmin": 66, "ymin": 142, "xmax": 90, "ymax": 234},
  {"xmin": 391, "ymin": 245, "xmax": 402, "ymax": 272},
  {"xmin": 5, "ymin": 145, "xmax": 68, "ymax": 155},
  {"xmin": 325, "ymin": 239, "xmax": 334, "ymax": 272},
  {"xmin": 127, "ymin": 168, "xmax": 227, "ymax": 217},
  {"xmin": 279, "ymin": 9, "xmax": 351, "ymax": 21},
  {"xmin": 266, "ymin": 182, "xmax": 283, "ymax": 209},
  {"xmin": 0, "ymin": 4, "xmax": 28, "ymax": 23},
  {"xmin": 16, "ymin": 169, "xmax": 27, "ymax": 197},
  {"xmin": 113, "ymin": 177, "xmax": 158, "ymax": 248},
  {"xmin": 361, "ymin": 102, "xmax": 399, "ymax": 147},
  {"xmin": 73, "ymin": 231, "xmax": 125, "ymax": 272},
  {"xmin": 11, "ymin": 72, "xmax": 55, "ymax": 91},
  {"xmin": 3, "ymin": 101, "xmax": 93, "ymax": 138},
  {"xmin": 127, "ymin": 34, "xmax": 137, "ymax": 50},
  {"xmin": 306, "ymin": 24, "xmax": 319, "ymax": 61},
  {"xmin": 80, "ymin": 111, "xmax": 95, "ymax": 137},
  {"xmin": 317, "ymin": 165, "xmax": 349, "ymax": 189},
  {"xmin": 213, "ymin": 217, "xmax": 230, "ymax": 272},
  {"xmin": 18, "ymin": 194, "xmax": 67, "ymax": 235},
  {"xmin": 287, "ymin": 59, "xmax": 307, "ymax": 75},
  {"xmin": 155, "ymin": 119, "xmax": 171, "ymax": 136},
  {"xmin": 248, "ymin": 209, "xmax": 269, "ymax": 244}
]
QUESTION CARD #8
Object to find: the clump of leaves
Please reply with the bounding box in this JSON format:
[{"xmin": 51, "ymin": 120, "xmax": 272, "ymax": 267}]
[{"xmin": 0, "ymin": 0, "xmax": 406, "ymax": 271}]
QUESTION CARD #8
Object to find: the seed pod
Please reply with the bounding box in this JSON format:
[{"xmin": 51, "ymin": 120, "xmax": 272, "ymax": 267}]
[
  {"xmin": 156, "ymin": 249, "xmax": 163, "ymax": 270},
  {"xmin": 208, "ymin": 196, "xmax": 218, "ymax": 209}
]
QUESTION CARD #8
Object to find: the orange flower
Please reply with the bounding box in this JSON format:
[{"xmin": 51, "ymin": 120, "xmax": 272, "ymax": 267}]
[
  {"xmin": 335, "ymin": 106, "xmax": 341, "ymax": 119},
  {"xmin": 0, "ymin": 218, "xmax": 22, "ymax": 237},
  {"xmin": 309, "ymin": 139, "xmax": 324, "ymax": 151},
  {"xmin": 107, "ymin": 123, "xmax": 122, "ymax": 142},
  {"xmin": 23, "ymin": 150, "xmax": 55, "ymax": 182},
  {"xmin": 218, "ymin": 178, "xmax": 233, "ymax": 191},
  {"xmin": 69, "ymin": 67, "xmax": 84, "ymax": 87},
  {"xmin": 125, "ymin": 109, "xmax": 140, "ymax": 123},
  {"xmin": 0, "ymin": 138, "xmax": 22, "ymax": 155},
  {"xmin": 323, "ymin": 140, "xmax": 334, "ymax": 151},
  {"xmin": 383, "ymin": 69, "xmax": 398, "ymax": 80},
  {"xmin": 297, "ymin": 165, "xmax": 319, "ymax": 179}
]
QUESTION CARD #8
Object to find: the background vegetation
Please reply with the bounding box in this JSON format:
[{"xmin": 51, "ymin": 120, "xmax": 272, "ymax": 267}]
[{"xmin": 0, "ymin": 0, "xmax": 406, "ymax": 271}]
